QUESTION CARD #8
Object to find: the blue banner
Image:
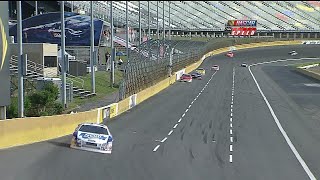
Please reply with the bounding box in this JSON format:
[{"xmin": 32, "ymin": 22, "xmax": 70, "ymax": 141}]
[{"xmin": 9, "ymin": 12, "xmax": 103, "ymax": 46}]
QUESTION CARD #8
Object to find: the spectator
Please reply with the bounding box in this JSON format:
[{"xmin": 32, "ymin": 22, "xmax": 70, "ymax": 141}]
[
  {"xmin": 105, "ymin": 52, "xmax": 110, "ymax": 65},
  {"xmin": 118, "ymin": 58, "xmax": 123, "ymax": 66}
]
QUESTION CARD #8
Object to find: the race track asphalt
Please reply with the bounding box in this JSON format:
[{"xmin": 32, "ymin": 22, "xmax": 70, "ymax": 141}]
[{"xmin": 1, "ymin": 45, "xmax": 320, "ymax": 180}]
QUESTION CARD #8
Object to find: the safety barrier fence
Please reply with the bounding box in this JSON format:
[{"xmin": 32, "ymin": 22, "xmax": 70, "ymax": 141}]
[{"xmin": 0, "ymin": 39, "xmax": 313, "ymax": 149}]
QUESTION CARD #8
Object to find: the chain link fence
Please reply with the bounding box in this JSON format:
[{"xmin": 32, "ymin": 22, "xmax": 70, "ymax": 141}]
[{"xmin": 119, "ymin": 39, "xmax": 208, "ymax": 99}]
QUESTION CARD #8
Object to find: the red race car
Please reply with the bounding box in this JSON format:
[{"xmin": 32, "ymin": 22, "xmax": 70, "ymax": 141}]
[
  {"xmin": 226, "ymin": 51, "xmax": 234, "ymax": 57},
  {"xmin": 180, "ymin": 74, "xmax": 192, "ymax": 83}
]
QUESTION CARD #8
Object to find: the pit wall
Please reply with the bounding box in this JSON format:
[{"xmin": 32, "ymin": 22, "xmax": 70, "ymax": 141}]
[{"xmin": 0, "ymin": 39, "xmax": 308, "ymax": 149}]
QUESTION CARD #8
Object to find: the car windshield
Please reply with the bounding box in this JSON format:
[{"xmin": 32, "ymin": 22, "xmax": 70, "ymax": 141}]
[{"xmin": 79, "ymin": 125, "xmax": 109, "ymax": 135}]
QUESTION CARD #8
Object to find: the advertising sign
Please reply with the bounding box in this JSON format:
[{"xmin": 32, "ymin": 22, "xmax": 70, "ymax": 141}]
[
  {"xmin": 175, "ymin": 69, "xmax": 186, "ymax": 81},
  {"xmin": 109, "ymin": 103, "xmax": 118, "ymax": 118},
  {"xmin": 0, "ymin": 1, "xmax": 10, "ymax": 106},
  {"xmin": 227, "ymin": 20, "xmax": 257, "ymax": 27},
  {"xmin": 129, "ymin": 94, "xmax": 137, "ymax": 109},
  {"xmin": 9, "ymin": 12, "xmax": 103, "ymax": 46},
  {"xmin": 231, "ymin": 27, "xmax": 257, "ymax": 36}
]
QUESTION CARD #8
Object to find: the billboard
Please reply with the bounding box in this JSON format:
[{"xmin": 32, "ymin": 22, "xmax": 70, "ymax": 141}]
[
  {"xmin": 9, "ymin": 12, "xmax": 103, "ymax": 46},
  {"xmin": 0, "ymin": 1, "xmax": 10, "ymax": 106},
  {"xmin": 231, "ymin": 27, "xmax": 257, "ymax": 36},
  {"xmin": 226, "ymin": 20, "xmax": 257, "ymax": 36},
  {"xmin": 227, "ymin": 20, "xmax": 257, "ymax": 27}
]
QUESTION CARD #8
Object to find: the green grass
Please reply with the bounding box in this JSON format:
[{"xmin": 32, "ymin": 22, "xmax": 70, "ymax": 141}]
[
  {"xmin": 65, "ymin": 70, "xmax": 123, "ymax": 112},
  {"xmin": 291, "ymin": 62, "xmax": 320, "ymax": 68}
]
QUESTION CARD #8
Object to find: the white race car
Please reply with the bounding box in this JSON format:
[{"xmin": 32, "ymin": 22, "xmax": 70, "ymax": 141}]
[
  {"xmin": 70, "ymin": 123, "xmax": 113, "ymax": 154},
  {"xmin": 212, "ymin": 65, "xmax": 220, "ymax": 71},
  {"xmin": 289, "ymin": 50, "xmax": 298, "ymax": 56},
  {"xmin": 241, "ymin": 62, "xmax": 248, "ymax": 67}
]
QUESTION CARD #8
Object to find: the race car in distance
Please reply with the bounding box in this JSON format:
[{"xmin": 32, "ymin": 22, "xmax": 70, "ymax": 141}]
[
  {"xmin": 196, "ymin": 68, "xmax": 206, "ymax": 75},
  {"xmin": 289, "ymin": 50, "xmax": 298, "ymax": 56},
  {"xmin": 180, "ymin": 74, "xmax": 193, "ymax": 82},
  {"xmin": 191, "ymin": 72, "xmax": 203, "ymax": 80},
  {"xmin": 226, "ymin": 51, "xmax": 234, "ymax": 57},
  {"xmin": 212, "ymin": 65, "xmax": 220, "ymax": 71},
  {"xmin": 70, "ymin": 123, "xmax": 113, "ymax": 154},
  {"xmin": 241, "ymin": 62, "xmax": 248, "ymax": 67}
]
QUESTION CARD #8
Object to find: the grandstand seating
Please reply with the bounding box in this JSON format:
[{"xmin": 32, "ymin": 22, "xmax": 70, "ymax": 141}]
[
  {"xmin": 9, "ymin": 56, "xmax": 95, "ymax": 99},
  {"xmin": 66, "ymin": 1, "xmax": 320, "ymax": 31}
]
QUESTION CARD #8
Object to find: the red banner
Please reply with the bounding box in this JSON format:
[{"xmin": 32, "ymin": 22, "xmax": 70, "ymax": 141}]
[{"xmin": 231, "ymin": 27, "xmax": 257, "ymax": 36}]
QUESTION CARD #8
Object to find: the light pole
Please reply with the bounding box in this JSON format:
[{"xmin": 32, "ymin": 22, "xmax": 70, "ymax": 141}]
[
  {"xmin": 17, "ymin": 1, "xmax": 24, "ymax": 117},
  {"xmin": 90, "ymin": 1, "xmax": 96, "ymax": 93}
]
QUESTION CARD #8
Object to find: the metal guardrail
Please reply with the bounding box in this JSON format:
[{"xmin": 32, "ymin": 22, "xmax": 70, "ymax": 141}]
[{"xmin": 10, "ymin": 55, "xmax": 85, "ymax": 89}]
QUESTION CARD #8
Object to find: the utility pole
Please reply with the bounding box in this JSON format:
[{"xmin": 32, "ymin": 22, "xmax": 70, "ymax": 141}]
[
  {"xmin": 35, "ymin": 1, "xmax": 38, "ymax": 15},
  {"xmin": 126, "ymin": 1, "xmax": 129, "ymax": 63},
  {"xmin": 110, "ymin": 1, "xmax": 115, "ymax": 87},
  {"xmin": 90, "ymin": 1, "xmax": 96, "ymax": 93},
  {"xmin": 169, "ymin": 1, "xmax": 171, "ymax": 40},
  {"xmin": 148, "ymin": 1, "xmax": 151, "ymax": 61},
  {"xmin": 17, "ymin": 1, "xmax": 24, "ymax": 117},
  {"xmin": 61, "ymin": 1, "xmax": 67, "ymax": 108}
]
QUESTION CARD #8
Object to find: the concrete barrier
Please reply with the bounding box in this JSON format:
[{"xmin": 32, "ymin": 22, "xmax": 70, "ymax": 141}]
[
  {"xmin": 0, "ymin": 109, "xmax": 99, "ymax": 149},
  {"xmin": 1, "ymin": 39, "xmax": 307, "ymax": 150}
]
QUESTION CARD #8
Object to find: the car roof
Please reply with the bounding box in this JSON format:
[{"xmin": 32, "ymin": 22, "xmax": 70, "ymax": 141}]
[{"xmin": 79, "ymin": 123, "xmax": 108, "ymax": 129}]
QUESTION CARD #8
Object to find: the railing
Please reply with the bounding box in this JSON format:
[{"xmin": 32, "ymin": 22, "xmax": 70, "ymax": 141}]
[{"xmin": 10, "ymin": 55, "xmax": 85, "ymax": 89}]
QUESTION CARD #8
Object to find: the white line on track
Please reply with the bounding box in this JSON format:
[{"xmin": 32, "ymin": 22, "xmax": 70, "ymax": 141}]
[
  {"xmin": 231, "ymin": 104, "xmax": 233, "ymax": 108},
  {"xmin": 230, "ymin": 112, "xmax": 233, "ymax": 117},
  {"xmin": 231, "ymin": 101, "xmax": 233, "ymax": 105},
  {"xmin": 230, "ymin": 117, "xmax": 233, "ymax": 122},
  {"xmin": 230, "ymin": 123, "xmax": 233, "ymax": 128},
  {"xmin": 230, "ymin": 137, "xmax": 233, "ymax": 143},
  {"xmin": 229, "ymin": 154, "xmax": 233, "ymax": 163},
  {"xmin": 249, "ymin": 59, "xmax": 317, "ymax": 180},
  {"xmin": 153, "ymin": 70, "xmax": 219, "ymax": 152},
  {"xmin": 231, "ymin": 109, "xmax": 233, "ymax": 113},
  {"xmin": 230, "ymin": 129, "xmax": 233, "ymax": 135},
  {"xmin": 153, "ymin": 145, "xmax": 160, "ymax": 152},
  {"xmin": 230, "ymin": 144, "xmax": 233, "ymax": 152},
  {"xmin": 161, "ymin": 137, "xmax": 168, "ymax": 143}
]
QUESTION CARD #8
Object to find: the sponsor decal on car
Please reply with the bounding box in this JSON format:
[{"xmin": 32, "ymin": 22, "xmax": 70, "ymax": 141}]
[{"xmin": 79, "ymin": 133, "xmax": 108, "ymax": 140}]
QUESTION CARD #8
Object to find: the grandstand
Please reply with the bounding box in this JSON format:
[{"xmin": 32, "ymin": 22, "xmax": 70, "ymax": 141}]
[
  {"xmin": 9, "ymin": 1, "xmax": 320, "ymax": 32},
  {"xmin": 63, "ymin": 1, "xmax": 320, "ymax": 31}
]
